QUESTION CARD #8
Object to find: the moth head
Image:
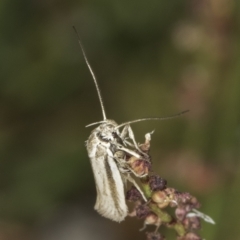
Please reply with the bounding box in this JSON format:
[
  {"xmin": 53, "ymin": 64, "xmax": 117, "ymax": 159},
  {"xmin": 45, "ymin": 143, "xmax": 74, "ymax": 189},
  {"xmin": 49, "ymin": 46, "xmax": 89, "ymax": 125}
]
[{"xmin": 98, "ymin": 119, "xmax": 120, "ymax": 141}]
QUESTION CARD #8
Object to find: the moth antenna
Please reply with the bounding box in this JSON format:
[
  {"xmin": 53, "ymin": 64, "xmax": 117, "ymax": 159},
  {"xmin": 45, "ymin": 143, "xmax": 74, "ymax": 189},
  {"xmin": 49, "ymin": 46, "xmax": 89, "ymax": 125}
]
[
  {"xmin": 73, "ymin": 26, "xmax": 107, "ymax": 120},
  {"xmin": 86, "ymin": 120, "xmax": 107, "ymax": 128},
  {"xmin": 116, "ymin": 110, "xmax": 189, "ymax": 129}
]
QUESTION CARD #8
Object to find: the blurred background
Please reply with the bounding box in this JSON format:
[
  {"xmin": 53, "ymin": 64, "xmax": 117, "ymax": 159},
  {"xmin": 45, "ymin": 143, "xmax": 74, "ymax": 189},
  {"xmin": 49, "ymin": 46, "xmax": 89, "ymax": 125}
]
[{"xmin": 0, "ymin": 0, "xmax": 240, "ymax": 239}]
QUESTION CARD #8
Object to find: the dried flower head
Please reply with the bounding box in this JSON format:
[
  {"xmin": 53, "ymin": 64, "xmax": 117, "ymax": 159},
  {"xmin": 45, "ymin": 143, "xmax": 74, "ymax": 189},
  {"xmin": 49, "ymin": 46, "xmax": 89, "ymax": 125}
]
[
  {"xmin": 126, "ymin": 186, "xmax": 143, "ymax": 202},
  {"xmin": 124, "ymin": 131, "xmax": 214, "ymax": 239},
  {"xmin": 127, "ymin": 156, "xmax": 151, "ymax": 177},
  {"xmin": 149, "ymin": 175, "xmax": 167, "ymax": 191},
  {"xmin": 136, "ymin": 204, "xmax": 151, "ymax": 219}
]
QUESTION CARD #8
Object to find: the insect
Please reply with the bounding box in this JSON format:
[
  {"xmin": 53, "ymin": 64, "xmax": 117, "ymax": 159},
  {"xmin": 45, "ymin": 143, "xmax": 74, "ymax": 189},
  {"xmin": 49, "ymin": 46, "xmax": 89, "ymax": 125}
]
[{"xmin": 73, "ymin": 27, "xmax": 188, "ymax": 222}]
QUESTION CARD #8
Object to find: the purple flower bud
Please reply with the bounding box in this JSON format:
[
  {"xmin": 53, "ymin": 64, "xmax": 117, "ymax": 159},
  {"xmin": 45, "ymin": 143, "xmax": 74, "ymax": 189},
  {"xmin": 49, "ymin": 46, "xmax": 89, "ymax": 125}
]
[
  {"xmin": 136, "ymin": 204, "xmax": 151, "ymax": 219},
  {"xmin": 149, "ymin": 175, "xmax": 167, "ymax": 191},
  {"xmin": 126, "ymin": 186, "xmax": 142, "ymax": 202},
  {"xmin": 175, "ymin": 207, "xmax": 187, "ymax": 221}
]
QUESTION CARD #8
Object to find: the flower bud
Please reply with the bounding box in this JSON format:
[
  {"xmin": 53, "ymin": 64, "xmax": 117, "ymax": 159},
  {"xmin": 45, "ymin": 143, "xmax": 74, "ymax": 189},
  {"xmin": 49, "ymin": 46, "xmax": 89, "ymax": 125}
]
[
  {"xmin": 126, "ymin": 186, "xmax": 142, "ymax": 202},
  {"xmin": 139, "ymin": 132, "xmax": 152, "ymax": 152},
  {"xmin": 190, "ymin": 197, "xmax": 200, "ymax": 209},
  {"xmin": 136, "ymin": 204, "xmax": 151, "ymax": 219},
  {"xmin": 149, "ymin": 175, "xmax": 167, "ymax": 191},
  {"xmin": 164, "ymin": 188, "xmax": 178, "ymax": 206},
  {"xmin": 152, "ymin": 191, "xmax": 169, "ymax": 208},
  {"xmin": 144, "ymin": 213, "xmax": 160, "ymax": 226},
  {"xmin": 152, "ymin": 190, "xmax": 167, "ymax": 204},
  {"xmin": 127, "ymin": 156, "xmax": 151, "ymax": 177},
  {"xmin": 189, "ymin": 217, "xmax": 201, "ymax": 230},
  {"xmin": 175, "ymin": 207, "xmax": 187, "ymax": 221}
]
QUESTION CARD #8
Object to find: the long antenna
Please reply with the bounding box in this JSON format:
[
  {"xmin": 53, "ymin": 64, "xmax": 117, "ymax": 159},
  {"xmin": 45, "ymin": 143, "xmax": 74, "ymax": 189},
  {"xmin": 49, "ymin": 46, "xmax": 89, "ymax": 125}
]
[
  {"xmin": 73, "ymin": 26, "xmax": 107, "ymax": 120},
  {"xmin": 116, "ymin": 110, "xmax": 189, "ymax": 129},
  {"xmin": 85, "ymin": 120, "xmax": 107, "ymax": 128}
]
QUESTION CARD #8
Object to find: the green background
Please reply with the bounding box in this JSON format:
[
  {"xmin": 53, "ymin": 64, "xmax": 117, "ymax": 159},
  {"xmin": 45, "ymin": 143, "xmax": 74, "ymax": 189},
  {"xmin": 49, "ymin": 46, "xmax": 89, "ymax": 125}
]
[{"xmin": 0, "ymin": 0, "xmax": 239, "ymax": 239}]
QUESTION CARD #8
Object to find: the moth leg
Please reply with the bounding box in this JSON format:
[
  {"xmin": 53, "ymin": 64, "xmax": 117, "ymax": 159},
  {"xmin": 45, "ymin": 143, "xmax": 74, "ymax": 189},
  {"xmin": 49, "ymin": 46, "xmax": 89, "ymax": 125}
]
[
  {"xmin": 120, "ymin": 125, "xmax": 129, "ymax": 139},
  {"xmin": 127, "ymin": 126, "xmax": 148, "ymax": 156},
  {"xmin": 124, "ymin": 174, "xmax": 147, "ymax": 202},
  {"xmin": 119, "ymin": 125, "xmax": 150, "ymax": 159},
  {"xmin": 113, "ymin": 151, "xmax": 147, "ymax": 202},
  {"xmin": 120, "ymin": 125, "xmax": 134, "ymax": 148},
  {"xmin": 114, "ymin": 150, "xmax": 129, "ymax": 172},
  {"xmin": 116, "ymin": 144, "xmax": 143, "ymax": 159},
  {"xmin": 120, "ymin": 125, "xmax": 144, "ymax": 154}
]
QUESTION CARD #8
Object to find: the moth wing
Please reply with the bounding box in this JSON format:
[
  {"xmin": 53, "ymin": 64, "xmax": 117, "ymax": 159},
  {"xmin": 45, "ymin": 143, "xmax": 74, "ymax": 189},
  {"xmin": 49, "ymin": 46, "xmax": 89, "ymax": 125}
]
[{"xmin": 89, "ymin": 148, "xmax": 128, "ymax": 222}]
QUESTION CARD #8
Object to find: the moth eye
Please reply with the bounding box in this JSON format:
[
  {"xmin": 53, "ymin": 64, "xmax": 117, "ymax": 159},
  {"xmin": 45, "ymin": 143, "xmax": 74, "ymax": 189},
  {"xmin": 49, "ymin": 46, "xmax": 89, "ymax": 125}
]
[{"xmin": 112, "ymin": 132, "xmax": 117, "ymax": 138}]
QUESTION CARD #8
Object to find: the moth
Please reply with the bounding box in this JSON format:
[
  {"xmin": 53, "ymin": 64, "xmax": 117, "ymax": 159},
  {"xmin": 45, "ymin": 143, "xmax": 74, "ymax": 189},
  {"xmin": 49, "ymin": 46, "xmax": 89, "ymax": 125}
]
[{"xmin": 73, "ymin": 27, "xmax": 187, "ymax": 222}]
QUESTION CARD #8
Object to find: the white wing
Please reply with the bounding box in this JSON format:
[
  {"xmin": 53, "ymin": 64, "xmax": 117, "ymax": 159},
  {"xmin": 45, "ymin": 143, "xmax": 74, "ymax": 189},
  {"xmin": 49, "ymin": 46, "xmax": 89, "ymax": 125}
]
[{"xmin": 89, "ymin": 145, "xmax": 128, "ymax": 222}]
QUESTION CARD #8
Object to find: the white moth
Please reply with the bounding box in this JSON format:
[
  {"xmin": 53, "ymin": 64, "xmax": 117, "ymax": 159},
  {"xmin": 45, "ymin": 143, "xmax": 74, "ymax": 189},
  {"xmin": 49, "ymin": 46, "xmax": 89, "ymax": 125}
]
[
  {"xmin": 74, "ymin": 27, "xmax": 187, "ymax": 222},
  {"xmin": 86, "ymin": 119, "xmax": 129, "ymax": 222}
]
